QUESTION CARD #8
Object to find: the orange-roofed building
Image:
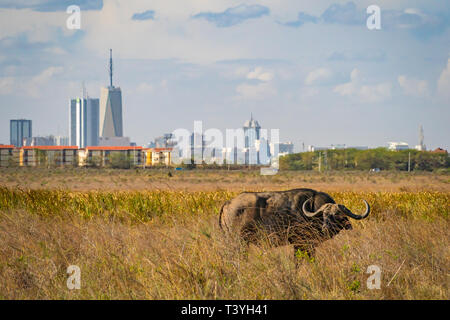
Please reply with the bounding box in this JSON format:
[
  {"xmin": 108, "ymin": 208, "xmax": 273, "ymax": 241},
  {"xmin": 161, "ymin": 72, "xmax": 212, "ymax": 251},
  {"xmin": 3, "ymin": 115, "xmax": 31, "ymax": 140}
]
[
  {"xmin": 79, "ymin": 146, "xmax": 143, "ymax": 167},
  {"xmin": 20, "ymin": 146, "xmax": 79, "ymax": 167},
  {"xmin": 22, "ymin": 146, "xmax": 78, "ymax": 150},
  {"xmin": 430, "ymin": 148, "xmax": 448, "ymax": 154},
  {"xmin": 84, "ymin": 146, "xmax": 143, "ymax": 151},
  {"xmin": 0, "ymin": 145, "xmax": 19, "ymax": 167}
]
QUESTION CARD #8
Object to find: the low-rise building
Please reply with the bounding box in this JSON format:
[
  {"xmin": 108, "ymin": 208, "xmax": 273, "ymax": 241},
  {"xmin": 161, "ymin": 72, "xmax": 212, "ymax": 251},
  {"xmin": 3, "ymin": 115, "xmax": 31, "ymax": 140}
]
[
  {"xmin": 143, "ymin": 148, "xmax": 173, "ymax": 166},
  {"xmin": 270, "ymin": 142, "xmax": 294, "ymax": 157},
  {"xmin": 307, "ymin": 144, "xmax": 368, "ymax": 152},
  {"xmin": 20, "ymin": 146, "xmax": 79, "ymax": 167},
  {"xmin": 387, "ymin": 142, "xmax": 409, "ymax": 151},
  {"xmin": 80, "ymin": 146, "xmax": 143, "ymax": 167},
  {"xmin": 0, "ymin": 145, "xmax": 19, "ymax": 167},
  {"xmin": 430, "ymin": 148, "xmax": 448, "ymax": 154},
  {"xmin": 307, "ymin": 145, "xmax": 329, "ymax": 152}
]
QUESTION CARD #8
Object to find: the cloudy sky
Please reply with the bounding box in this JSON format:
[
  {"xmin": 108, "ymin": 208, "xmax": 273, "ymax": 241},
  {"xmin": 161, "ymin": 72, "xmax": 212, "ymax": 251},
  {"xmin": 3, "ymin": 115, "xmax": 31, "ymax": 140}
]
[{"xmin": 0, "ymin": 0, "xmax": 449, "ymax": 150}]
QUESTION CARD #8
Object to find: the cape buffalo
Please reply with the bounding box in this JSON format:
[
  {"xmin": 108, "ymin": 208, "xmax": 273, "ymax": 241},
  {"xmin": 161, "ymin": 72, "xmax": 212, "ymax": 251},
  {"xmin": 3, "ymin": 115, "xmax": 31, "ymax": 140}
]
[{"xmin": 219, "ymin": 188, "xmax": 370, "ymax": 255}]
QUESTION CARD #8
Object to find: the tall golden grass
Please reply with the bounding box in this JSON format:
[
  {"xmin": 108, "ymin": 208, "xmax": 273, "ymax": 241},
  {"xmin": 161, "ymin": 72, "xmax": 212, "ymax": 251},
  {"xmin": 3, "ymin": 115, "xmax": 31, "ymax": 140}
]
[{"xmin": 0, "ymin": 187, "xmax": 448, "ymax": 299}]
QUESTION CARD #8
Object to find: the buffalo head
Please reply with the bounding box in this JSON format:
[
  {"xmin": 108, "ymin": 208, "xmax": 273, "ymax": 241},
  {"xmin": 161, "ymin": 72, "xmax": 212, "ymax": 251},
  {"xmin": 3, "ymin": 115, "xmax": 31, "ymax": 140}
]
[{"xmin": 302, "ymin": 199, "xmax": 370, "ymax": 237}]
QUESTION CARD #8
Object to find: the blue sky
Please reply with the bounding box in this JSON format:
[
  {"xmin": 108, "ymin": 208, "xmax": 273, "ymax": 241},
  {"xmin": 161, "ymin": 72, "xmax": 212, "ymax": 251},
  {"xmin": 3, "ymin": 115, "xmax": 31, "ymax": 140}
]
[{"xmin": 0, "ymin": 0, "xmax": 449, "ymax": 150}]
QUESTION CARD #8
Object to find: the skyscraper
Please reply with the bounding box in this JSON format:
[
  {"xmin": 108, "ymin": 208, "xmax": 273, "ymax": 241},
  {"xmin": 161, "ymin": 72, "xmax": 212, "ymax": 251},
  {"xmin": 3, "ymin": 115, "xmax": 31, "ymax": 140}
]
[
  {"xmin": 243, "ymin": 113, "xmax": 261, "ymax": 148},
  {"xmin": 10, "ymin": 119, "xmax": 32, "ymax": 147},
  {"xmin": 70, "ymin": 97, "xmax": 99, "ymax": 148},
  {"xmin": 415, "ymin": 125, "xmax": 426, "ymax": 151},
  {"xmin": 243, "ymin": 114, "xmax": 262, "ymax": 165},
  {"xmin": 99, "ymin": 49, "xmax": 123, "ymax": 138}
]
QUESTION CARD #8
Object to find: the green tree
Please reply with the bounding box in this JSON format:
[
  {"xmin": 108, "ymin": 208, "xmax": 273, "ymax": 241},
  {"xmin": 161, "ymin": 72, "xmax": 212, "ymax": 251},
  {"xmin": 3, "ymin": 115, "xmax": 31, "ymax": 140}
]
[
  {"xmin": 109, "ymin": 152, "xmax": 133, "ymax": 169},
  {"xmin": 279, "ymin": 148, "xmax": 449, "ymax": 172}
]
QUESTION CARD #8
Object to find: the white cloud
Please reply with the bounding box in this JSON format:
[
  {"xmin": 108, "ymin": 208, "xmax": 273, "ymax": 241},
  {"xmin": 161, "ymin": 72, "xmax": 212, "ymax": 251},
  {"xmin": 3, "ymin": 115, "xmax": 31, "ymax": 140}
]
[
  {"xmin": 234, "ymin": 65, "xmax": 277, "ymax": 100},
  {"xmin": 32, "ymin": 66, "xmax": 63, "ymax": 84},
  {"xmin": 334, "ymin": 68, "xmax": 392, "ymax": 103},
  {"xmin": 4, "ymin": 65, "xmax": 17, "ymax": 76},
  {"xmin": 0, "ymin": 8, "xmax": 63, "ymax": 41},
  {"xmin": 359, "ymin": 83, "xmax": 392, "ymax": 103},
  {"xmin": 79, "ymin": 1, "xmax": 249, "ymax": 64},
  {"xmin": 246, "ymin": 67, "xmax": 273, "ymax": 82},
  {"xmin": 135, "ymin": 82, "xmax": 154, "ymax": 94},
  {"xmin": 44, "ymin": 47, "xmax": 67, "ymax": 55},
  {"xmin": 299, "ymin": 86, "xmax": 319, "ymax": 99},
  {"xmin": 333, "ymin": 69, "xmax": 360, "ymax": 96},
  {"xmin": 235, "ymin": 82, "xmax": 276, "ymax": 100},
  {"xmin": 437, "ymin": 58, "xmax": 450, "ymax": 101},
  {"xmin": 398, "ymin": 75, "xmax": 429, "ymax": 97},
  {"xmin": 305, "ymin": 67, "xmax": 332, "ymax": 85},
  {"xmin": 0, "ymin": 77, "xmax": 15, "ymax": 95},
  {"xmin": 27, "ymin": 66, "xmax": 64, "ymax": 97},
  {"xmin": 233, "ymin": 66, "xmax": 250, "ymax": 78}
]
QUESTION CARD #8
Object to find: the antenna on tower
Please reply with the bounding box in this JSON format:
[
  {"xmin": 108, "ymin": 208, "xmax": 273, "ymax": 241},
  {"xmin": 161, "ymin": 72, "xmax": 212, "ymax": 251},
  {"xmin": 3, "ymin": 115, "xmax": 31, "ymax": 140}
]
[
  {"xmin": 109, "ymin": 48, "xmax": 113, "ymax": 88},
  {"xmin": 82, "ymin": 81, "xmax": 86, "ymax": 99}
]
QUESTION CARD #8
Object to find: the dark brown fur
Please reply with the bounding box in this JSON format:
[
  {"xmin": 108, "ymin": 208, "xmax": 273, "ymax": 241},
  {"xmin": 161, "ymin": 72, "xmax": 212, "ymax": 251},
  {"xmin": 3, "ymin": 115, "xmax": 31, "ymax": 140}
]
[{"xmin": 220, "ymin": 188, "xmax": 368, "ymax": 255}]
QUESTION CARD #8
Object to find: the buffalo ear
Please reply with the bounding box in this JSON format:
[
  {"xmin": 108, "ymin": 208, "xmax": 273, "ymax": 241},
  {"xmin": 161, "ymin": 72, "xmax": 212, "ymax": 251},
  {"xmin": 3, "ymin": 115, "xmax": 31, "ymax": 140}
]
[
  {"xmin": 256, "ymin": 196, "xmax": 268, "ymax": 209},
  {"xmin": 255, "ymin": 196, "xmax": 268, "ymax": 218}
]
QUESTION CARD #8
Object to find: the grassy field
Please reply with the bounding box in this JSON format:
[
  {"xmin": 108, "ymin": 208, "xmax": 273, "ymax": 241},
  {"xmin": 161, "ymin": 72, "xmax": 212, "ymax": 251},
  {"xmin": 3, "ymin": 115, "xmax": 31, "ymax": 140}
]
[
  {"xmin": 0, "ymin": 167, "xmax": 449, "ymax": 192},
  {"xmin": 0, "ymin": 169, "xmax": 448, "ymax": 299}
]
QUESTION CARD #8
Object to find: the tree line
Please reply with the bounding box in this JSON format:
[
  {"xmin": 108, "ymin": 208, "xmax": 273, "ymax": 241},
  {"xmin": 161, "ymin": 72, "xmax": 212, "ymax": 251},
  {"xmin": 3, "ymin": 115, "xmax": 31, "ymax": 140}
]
[{"xmin": 279, "ymin": 148, "xmax": 449, "ymax": 172}]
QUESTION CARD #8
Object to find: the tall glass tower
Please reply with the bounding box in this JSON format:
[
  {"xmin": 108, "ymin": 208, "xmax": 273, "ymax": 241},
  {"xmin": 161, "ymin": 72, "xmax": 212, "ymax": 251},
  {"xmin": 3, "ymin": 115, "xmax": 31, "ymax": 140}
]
[
  {"xmin": 70, "ymin": 98, "xmax": 99, "ymax": 148},
  {"xmin": 10, "ymin": 119, "xmax": 32, "ymax": 147}
]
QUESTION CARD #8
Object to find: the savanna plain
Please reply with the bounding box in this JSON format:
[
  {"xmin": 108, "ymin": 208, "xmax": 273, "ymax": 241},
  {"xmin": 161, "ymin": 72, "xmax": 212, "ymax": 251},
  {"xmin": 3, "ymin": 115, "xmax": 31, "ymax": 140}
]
[{"xmin": 0, "ymin": 168, "xmax": 448, "ymax": 299}]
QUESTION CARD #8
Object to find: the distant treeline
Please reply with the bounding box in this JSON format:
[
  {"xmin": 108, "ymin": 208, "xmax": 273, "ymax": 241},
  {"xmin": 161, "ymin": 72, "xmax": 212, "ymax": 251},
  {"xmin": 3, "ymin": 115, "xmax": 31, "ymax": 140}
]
[{"xmin": 279, "ymin": 148, "xmax": 449, "ymax": 172}]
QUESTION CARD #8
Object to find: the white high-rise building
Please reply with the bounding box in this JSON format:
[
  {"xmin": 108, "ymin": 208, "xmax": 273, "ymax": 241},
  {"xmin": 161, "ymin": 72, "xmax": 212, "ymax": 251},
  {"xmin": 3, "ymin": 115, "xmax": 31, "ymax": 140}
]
[
  {"xmin": 99, "ymin": 87, "xmax": 123, "ymax": 137},
  {"xmin": 243, "ymin": 114, "xmax": 262, "ymax": 164},
  {"xmin": 243, "ymin": 114, "xmax": 261, "ymax": 148},
  {"xmin": 99, "ymin": 49, "xmax": 123, "ymax": 138},
  {"xmin": 415, "ymin": 125, "xmax": 426, "ymax": 151}
]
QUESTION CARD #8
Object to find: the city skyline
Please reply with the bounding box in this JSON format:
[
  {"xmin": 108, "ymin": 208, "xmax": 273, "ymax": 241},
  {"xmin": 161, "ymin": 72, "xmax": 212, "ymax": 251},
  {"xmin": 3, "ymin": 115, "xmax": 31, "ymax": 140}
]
[{"xmin": 0, "ymin": 1, "xmax": 449, "ymax": 151}]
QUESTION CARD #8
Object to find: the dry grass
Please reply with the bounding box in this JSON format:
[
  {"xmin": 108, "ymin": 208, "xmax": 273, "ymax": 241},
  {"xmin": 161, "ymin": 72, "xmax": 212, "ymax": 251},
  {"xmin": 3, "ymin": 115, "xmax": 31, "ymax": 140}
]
[{"xmin": 0, "ymin": 187, "xmax": 448, "ymax": 300}]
